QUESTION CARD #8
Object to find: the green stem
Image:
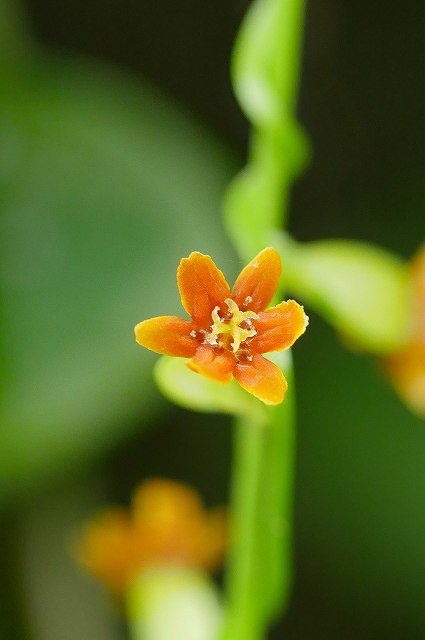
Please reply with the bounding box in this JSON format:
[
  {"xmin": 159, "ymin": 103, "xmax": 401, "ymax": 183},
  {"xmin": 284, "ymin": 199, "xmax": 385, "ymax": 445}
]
[
  {"xmin": 258, "ymin": 355, "xmax": 296, "ymax": 621},
  {"xmin": 222, "ymin": 0, "xmax": 306, "ymax": 636},
  {"xmin": 222, "ymin": 356, "xmax": 295, "ymax": 640},
  {"xmin": 221, "ymin": 415, "xmax": 266, "ymax": 640}
]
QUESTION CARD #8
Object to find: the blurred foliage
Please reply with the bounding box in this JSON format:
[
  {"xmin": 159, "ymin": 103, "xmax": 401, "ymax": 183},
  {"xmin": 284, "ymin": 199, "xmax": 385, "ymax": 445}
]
[
  {"xmin": 0, "ymin": 40, "xmax": 236, "ymax": 503},
  {"xmin": 274, "ymin": 231, "xmax": 412, "ymax": 354},
  {"xmin": 292, "ymin": 313, "xmax": 425, "ymax": 639}
]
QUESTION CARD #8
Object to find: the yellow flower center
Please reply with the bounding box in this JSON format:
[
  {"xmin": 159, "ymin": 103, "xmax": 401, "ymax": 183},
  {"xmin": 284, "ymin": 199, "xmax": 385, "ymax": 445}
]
[{"xmin": 206, "ymin": 298, "xmax": 259, "ymax": 353}]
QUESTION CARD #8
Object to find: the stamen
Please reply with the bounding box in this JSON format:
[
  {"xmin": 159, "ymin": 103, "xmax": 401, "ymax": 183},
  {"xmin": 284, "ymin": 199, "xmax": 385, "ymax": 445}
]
[
  {"xmin": 190, "ymin": 330, "xmax": 197, "ymax": 338},
  {"xmin": 205, "ymin": 298, "xmax": 259, "ymax": 353}
]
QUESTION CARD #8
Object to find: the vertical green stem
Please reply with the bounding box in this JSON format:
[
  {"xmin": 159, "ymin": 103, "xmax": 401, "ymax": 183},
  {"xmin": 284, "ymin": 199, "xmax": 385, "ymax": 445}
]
[
  {"xmin": 221, "ymin": 414, "xmax": 266, "ymax": 640},
  {"xmin": 222, "ymin": 0, "xmax": 306, "ymax": 635},
  {"xmin": 222, "ymin": 356, "xmax": 295, "ymax": 640},
  {"xmin": 258, "ymin": 355, "xmax": 296, "ymax": 621}
]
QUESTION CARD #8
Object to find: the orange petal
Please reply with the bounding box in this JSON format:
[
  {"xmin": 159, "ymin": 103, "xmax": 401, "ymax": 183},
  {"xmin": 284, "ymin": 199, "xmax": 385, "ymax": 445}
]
[
  {"xmin": 231, "ymin": 247, "xmax": 282, "ymax": 313},
  {"xmin": 250, "ymin": 300, "xmax": 308, "ymax": 354},
  {"xmin": 76, "ymin": 508, "xmax": 136, "ymax": 594},
  {"xmin": 234, "ymin": 354, "xmax": 287, "ymax": 405},
  {"xmin": 385, "ymin": 345, "xmax": 425, "ymax": 416},
  {"xmin": 135, "ymin": 316, "xmax": 198, "ymax": 357},
  {"xmin": 187, "ymin": 345, "xmax": 235, "ymax": 383},
  {"xmin": 132, "ymin": 478, "xmax": 206, "ymax": 567},
  {"xmin": 177, "ymin": 252, "xmax": 230, "ymax": 326},
  {"xmin": 132, "ymin": 479, "xmax": 203, "ymax": 529}
]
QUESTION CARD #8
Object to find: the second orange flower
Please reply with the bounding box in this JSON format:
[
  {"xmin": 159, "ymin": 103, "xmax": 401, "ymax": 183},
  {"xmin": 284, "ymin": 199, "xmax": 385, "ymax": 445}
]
[{"xmin": 135, "ymin": 248, "xmax": 308, "ymax": 405}]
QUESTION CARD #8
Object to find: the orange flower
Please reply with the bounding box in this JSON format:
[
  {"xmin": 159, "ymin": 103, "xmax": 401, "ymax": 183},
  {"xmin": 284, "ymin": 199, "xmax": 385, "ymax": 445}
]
[
  {"xmin": 384, "ymin": 245, "xmax": 425, "ymax": 416},
  {"xmin": 76, "ymin": 479, "xmax": 227, "ymax": 595},
  {"xmin": 135, "ymin": 248, "xmax": 308, "ymax": 405}
]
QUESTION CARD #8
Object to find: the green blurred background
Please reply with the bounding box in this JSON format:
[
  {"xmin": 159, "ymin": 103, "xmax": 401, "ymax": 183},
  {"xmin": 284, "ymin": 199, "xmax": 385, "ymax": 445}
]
[{"xmin": 1, "ymin": 0, "xmax": 424, "ymax": 638}]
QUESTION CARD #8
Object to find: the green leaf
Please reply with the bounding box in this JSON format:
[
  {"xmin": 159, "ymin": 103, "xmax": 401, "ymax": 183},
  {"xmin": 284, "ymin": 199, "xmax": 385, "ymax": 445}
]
[
  {"xmin": 232, "ymin": 0, "xmax": 305, "ymax": 126},
  {"xmin": 274, "ymin": 232, "xmax": 412, "ymax": 354},
  {"xmin": 0, "ymin": 53, "xmax": 236, "ymax": 503},
  {"xmin": 154, "ymin": 356, "xmax": 261, "ymax": 418}
]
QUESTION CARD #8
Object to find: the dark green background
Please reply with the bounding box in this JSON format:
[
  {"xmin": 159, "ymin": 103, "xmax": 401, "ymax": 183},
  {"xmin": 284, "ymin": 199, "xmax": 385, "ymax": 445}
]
[{"xmin": 1, "ymin": 1, "xmax": 424, "ymax": 638}]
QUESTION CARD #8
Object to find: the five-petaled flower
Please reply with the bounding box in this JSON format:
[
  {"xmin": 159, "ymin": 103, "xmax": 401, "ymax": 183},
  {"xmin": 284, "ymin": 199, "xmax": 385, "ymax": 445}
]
[
  {"xmin": 135, "ymin": 247, "xmax": 308, "ymax": 405},
  {"xmin": 76, "ymin": 478, "xmax": 227, "ymax": 595}
]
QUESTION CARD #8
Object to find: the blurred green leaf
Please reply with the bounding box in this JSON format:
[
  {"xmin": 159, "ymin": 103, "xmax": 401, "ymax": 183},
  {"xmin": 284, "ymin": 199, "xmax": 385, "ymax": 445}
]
[
  {"xmin": 154, "ymin": 356, "xmax": 260, "ymax": 418},
  {"xmin": 274, "ymin": 231, "xmax": 412, "ymax": 354},
  {"xmin": 231, "ymin": 0, "xmax": 305, "ymax": 127},
  {"xmin": 0, "ymin": 53, "xmax": 236, "ymax": 503}
]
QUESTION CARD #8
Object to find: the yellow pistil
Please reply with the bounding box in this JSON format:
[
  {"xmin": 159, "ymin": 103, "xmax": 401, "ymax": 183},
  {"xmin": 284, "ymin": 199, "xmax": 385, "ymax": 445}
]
[{"xmin": 207, "ymin": 298, "xmax": 259, "ymax": 353}]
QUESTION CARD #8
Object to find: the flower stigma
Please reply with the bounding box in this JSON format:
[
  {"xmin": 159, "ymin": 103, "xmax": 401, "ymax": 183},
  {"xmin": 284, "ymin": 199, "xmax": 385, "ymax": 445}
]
[{"xmin": 206, "ymin": 298, "xmax": 260, "ymax": 353}]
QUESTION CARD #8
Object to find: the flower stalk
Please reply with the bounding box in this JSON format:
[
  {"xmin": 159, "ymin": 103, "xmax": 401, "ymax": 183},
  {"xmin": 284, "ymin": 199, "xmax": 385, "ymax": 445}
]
[
  {"xmin": 222, "ymin": 414, "xmax": 267, "ymax": 640},
  {"xmin": 221, "ymin": 0, "xmax": 307, "ymax": 637},
  {"xmin": 132, "ymin": 0, "xmax": 308, "ymax": 637},
  {"xmin": 222, "ymin": 354, "xmax": 296, "ymax": 640}
]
